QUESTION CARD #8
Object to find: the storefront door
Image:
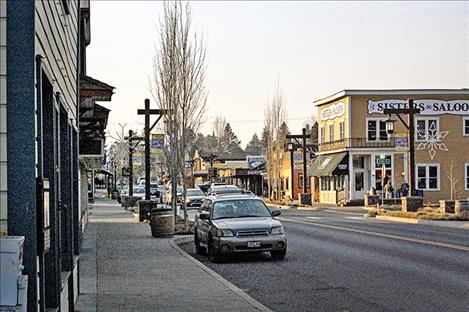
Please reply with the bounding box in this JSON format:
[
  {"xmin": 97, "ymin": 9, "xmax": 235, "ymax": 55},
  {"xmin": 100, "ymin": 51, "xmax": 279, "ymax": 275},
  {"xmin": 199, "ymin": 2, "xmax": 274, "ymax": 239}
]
[{"xmin": 352, "ymin": 155, "xmax": 369, "ymax": 199}]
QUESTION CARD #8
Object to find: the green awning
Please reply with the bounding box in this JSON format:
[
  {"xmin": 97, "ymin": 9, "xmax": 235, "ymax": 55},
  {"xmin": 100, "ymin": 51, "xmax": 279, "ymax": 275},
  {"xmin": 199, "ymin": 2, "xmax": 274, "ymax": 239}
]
[{"xmin": 308, "ymin": 152, "xmax": 347, "ymax": 177}]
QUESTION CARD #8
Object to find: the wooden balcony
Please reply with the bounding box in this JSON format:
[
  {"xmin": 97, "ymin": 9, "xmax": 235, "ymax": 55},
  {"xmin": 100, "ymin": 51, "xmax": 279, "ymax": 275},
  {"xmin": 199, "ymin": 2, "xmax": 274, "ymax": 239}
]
[{"xmin": 318, "ymin": 138, "xmax": 396, "ymax": 152}]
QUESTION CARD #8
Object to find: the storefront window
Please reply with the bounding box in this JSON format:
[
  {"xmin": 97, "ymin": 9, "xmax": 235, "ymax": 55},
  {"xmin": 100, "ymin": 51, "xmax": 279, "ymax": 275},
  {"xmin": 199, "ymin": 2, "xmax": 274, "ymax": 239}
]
[
  {"xmin": 353, "ymin": 155, "xmax": 365, "ymax": 169},
  {"xmin": 339, "ymin": 121, "xmax": 345, "ymax": 141},
  {"xmin": 367, "ymin": 119, "xmax": 388, "ymax": 141},
  {"xmin": 416, "ymin": 164, "xmax": 440, "ymax": 190},
  {"xmin": 416, "ymin": 118, "xmax": 439, "ymax": 142},
  {"xmin": 320, "ymin": 126, "xmax": 325, "ymax": 143},
  {"xmin": 465, "ymin": 164, "xmax": 469, "ymax": 190}
]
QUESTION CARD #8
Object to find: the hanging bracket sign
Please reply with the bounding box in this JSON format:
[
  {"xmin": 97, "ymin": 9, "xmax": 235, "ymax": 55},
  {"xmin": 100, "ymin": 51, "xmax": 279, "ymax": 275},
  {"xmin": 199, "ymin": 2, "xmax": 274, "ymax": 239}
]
[{"xmin": 368, "ymin": 99, "xmax": 469, "ymax": 115}]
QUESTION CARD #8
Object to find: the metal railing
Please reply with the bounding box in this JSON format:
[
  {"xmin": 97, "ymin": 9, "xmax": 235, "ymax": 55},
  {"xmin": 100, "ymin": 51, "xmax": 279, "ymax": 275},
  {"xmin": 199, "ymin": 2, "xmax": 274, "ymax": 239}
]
[{"xmin": 318, "ymin": 138, "xmax": 396, "ymax": 152}]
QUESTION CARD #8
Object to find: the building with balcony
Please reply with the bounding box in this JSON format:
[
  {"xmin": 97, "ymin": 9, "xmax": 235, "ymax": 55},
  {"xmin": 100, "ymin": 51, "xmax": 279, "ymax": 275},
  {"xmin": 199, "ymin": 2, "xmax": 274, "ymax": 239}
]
[
  {"xmin": 1, "ymin": 1, "xmax": 113, "ymax": 311},
  {"xmin": 311, "ymin": 89, "xmax": 469, "ymax": 205}
]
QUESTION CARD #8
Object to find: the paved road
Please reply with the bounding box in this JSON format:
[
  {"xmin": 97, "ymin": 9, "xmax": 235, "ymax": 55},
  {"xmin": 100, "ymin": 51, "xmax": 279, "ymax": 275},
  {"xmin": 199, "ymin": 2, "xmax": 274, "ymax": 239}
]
[{"xmin": 179, "ymin": 208, "xmax": 469, "ymax": 312}]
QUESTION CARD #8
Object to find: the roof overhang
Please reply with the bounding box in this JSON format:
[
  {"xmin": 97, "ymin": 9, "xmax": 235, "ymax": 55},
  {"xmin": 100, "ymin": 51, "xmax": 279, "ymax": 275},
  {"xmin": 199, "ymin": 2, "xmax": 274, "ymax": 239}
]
[{"xmin": 314, "ymin": 89, "xmax": 469, "ymax": 107}]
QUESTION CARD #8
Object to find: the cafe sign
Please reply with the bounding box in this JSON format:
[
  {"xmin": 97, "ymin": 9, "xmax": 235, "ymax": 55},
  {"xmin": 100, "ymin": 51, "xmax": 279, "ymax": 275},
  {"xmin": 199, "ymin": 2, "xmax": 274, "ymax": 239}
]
[
  {"xmin": 368, "ymin": 99, "xmax": 469, "ymax": 115},
  {"xmin": 321, "ymin": 102, "xmax": 345, "ymax": 121}
]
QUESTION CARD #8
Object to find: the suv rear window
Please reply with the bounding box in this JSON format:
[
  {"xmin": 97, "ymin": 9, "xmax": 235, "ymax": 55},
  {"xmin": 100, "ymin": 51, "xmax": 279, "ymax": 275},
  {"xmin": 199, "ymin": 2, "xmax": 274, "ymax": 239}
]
[{"xmin": 212, "ymin": 199, "xmax": 271, "ymax": 219}]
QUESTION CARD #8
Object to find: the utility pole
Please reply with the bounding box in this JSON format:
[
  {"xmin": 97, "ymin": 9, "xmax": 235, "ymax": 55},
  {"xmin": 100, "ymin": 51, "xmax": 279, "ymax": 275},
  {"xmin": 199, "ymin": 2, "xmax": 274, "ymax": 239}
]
[
  {"xmin": 384, "ymin": 98, "xmax": 421, "ymax": 197},
  {"xmin": 137, "ymin": 98, "xmax": 166, "ymax": 200},
  {"xmin": 302, "ymin": 127, "xmax": 308, "ymax": 192},
  {"xmin": 286, "ymin": 128, "xmax": 309, "ymax": 197},
  {"xmin": 128, "ymin": 130, "xmax": 134, "ymax": 196}
]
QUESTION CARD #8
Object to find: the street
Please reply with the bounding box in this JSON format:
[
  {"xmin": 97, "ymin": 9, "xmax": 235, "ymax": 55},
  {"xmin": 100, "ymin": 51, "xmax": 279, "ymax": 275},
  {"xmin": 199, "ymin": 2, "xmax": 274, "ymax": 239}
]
[{"xmin": 179, "ymin": 208, "xmax": 469, "ymax": 312}]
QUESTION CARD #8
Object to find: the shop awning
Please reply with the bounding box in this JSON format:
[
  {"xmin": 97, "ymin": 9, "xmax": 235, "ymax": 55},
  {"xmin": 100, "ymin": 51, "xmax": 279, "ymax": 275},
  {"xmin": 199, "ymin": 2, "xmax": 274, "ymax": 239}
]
[{"xmin": 308, "ymin": 152, "xmax": 347, "ymax": 177}]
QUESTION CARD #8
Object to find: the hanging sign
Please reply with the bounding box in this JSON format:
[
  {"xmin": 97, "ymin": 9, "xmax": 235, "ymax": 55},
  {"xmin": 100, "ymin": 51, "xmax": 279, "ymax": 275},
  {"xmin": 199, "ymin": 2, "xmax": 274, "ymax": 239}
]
[
  {"xmin": 394, "ymin": 133, "xmax": 408, "ymax": 152},
  {"xmin": 132, "ymin": 152, "xmax": 142, "ymax": 166},
  {"xmin": 150, "ymin": 133, "xmax": 164, "ymax": 155},
  {"xmin": 321, "ymin": 102, "xmax": 345, "ymax": 121},
  {"xmin": 368, "ymin": 99, "xmax": 469, "ymax": 115},
  {"xmin": 293, "ymin": 151, "xmax": 303, "ymax": 169}
]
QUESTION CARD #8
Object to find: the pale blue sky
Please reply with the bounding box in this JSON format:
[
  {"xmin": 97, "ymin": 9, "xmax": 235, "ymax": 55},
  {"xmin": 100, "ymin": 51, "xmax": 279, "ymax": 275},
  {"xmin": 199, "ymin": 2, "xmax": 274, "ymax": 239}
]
[{"xmin": 88, "ymin": 1, "xmax": 469, "ymax": 146}]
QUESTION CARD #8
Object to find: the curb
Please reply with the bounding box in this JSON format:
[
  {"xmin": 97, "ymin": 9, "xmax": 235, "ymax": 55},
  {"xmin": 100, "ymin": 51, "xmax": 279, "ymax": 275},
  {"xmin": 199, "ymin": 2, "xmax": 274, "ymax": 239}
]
[
  {"xmin": 170, "ymin": 236, "xmax": 273, "ymax": 312},
  {"xmin": 375, "ymin": 216, "xmax": 469, "ymax": 229}
]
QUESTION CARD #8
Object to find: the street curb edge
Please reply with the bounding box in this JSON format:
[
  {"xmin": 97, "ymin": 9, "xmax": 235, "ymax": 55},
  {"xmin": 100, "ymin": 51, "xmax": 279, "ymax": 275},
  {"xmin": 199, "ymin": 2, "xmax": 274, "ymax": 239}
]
[{"xmin": 170, "ymin": 236, "xmax": 274, "ymax": 312}]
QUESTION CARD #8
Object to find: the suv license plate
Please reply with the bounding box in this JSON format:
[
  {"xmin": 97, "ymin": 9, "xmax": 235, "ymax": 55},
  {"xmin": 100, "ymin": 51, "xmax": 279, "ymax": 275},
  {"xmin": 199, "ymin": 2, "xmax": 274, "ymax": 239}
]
[{"xmin": 247, "ymin": 241, "xmax": 261, "ymax": 248}]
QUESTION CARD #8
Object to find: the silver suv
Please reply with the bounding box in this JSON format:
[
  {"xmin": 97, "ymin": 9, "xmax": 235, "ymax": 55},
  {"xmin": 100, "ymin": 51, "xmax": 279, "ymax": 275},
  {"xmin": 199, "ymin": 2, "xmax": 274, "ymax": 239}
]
[{"xmin": 194, "ymin": 194, "xmax": 287, "ymax": 262}]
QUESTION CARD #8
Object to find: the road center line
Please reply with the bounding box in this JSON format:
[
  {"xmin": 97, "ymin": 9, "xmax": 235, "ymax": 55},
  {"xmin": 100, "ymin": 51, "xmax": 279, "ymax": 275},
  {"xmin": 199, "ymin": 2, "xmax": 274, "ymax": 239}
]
[
  {"xmin": 279, "ymin": 217, "xmax": 469, "ymax": 252},
  {"xmin": 324, "ymin": 210, "xmax": 362, "ymax": 215}
]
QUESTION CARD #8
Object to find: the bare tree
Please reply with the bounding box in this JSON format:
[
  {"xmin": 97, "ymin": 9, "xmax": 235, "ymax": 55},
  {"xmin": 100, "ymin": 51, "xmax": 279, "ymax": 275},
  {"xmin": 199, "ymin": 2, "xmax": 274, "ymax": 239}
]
[
  {"xmin": 152, "ymin": 1, "xmax": 208, "ymax": 229},
  {"xmin": 264, "ymin": 85, "xmax": 287, "ymax": 202},
  {"xmin": 445, "ymin": 160, "xmax": 463, "ymax": 200},
  {"xmin": 212, "ymin": 114, "xmax": 227, "ymax": 150}
]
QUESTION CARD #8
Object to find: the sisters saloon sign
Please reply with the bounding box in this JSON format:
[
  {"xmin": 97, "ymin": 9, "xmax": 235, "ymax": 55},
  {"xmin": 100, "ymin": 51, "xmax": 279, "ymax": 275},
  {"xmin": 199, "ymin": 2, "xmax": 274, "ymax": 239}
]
[{"xmin": 368, "ymin": 99, "xmax": 469, "ymax": 115}]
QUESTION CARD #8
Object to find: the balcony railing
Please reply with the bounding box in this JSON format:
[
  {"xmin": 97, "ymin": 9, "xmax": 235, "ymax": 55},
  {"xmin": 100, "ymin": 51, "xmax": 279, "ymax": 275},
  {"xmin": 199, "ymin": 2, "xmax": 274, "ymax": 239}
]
[{"xmin": 318, "ymin": 138, "xmax": 396, "ymax": 152}]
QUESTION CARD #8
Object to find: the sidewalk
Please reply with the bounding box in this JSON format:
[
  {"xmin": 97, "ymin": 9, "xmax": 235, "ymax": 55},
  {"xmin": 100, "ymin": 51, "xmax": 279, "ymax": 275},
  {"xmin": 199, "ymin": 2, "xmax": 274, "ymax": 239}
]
[{"xmin": 75, "ymin": 197, "xmax": 270, "ymax": 312}]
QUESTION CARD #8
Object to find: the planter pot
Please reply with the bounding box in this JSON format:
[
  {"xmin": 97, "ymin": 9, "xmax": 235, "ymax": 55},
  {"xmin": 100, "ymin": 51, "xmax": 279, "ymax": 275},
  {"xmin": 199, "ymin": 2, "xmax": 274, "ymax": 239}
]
[{"xmin": 149, "ymin": 208, "xmax": 174, "ymax": 238}]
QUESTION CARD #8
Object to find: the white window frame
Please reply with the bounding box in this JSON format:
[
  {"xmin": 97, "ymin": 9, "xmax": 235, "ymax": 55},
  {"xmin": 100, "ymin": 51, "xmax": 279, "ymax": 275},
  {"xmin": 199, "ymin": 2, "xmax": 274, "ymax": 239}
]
[
  {"xmin": 366, "ymin": 118, "xmax": 389, "ymax": 142},
  {"xmin": 415, "ymin": 117, "xmax": 440, "ymax": 142},
  {"xmin": 465, "ymin": 163, "xmax": 469, "ymax": 190},
  {"xmin": 463, "ymin": 117, "xmax": 469, "ymax": 136},
  {"xmin": 320, "ymin": 126, "xmax": 325, "ymax": 144},
  {"xmin": 339, "ymin": 121, "xmax": 345, "ymax": 141},
  {"xmin": 329, "ymin": 123, "xmax": 334, "ymax": 142},
  {"xmin": 416, "ymin": 163, "xmax": 440, "ymax": 191}
]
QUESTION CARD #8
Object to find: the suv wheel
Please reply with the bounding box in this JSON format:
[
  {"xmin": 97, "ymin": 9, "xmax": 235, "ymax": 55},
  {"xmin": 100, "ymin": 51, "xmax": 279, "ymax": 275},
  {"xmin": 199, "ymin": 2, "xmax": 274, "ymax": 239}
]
[
  {"xmin": 270, "ymin": 249, "xmax": 286, "ymax": 260},
  {"xmin": 194, "ymin": 231, "xmax": 206, "ymax": 255}
]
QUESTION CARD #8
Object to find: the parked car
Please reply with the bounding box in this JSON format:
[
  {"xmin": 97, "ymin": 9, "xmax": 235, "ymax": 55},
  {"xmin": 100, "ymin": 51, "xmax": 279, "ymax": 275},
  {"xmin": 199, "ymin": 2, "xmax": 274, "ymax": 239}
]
[
  {"xmin": 133, "ymin": 186, "xmax": 146, "ymax": 199},
  {"xmin": 150, "ymin": 183, "xmax": 159, "ymax": 197},
  {"xmin": 208, "ymin": 184, "xmax": 242, "ymax": 195},
  {"xmin": 186, "ymin": 188, "xmax": 205, "ymax": 208},
  {"xmin": 194, "ymin": 194, "xmax": 287, "ymax": 262}
]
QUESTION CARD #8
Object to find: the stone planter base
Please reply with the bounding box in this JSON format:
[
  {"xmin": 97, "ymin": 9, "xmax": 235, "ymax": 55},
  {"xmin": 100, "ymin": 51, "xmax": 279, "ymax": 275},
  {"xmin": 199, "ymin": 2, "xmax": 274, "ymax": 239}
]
[
  {"xmin": 364, "ymin": 194, "xmax": 379, "ymax": 207},
  {"xmin": 401, "ymin": 196, "xmax": 423, "ymax": 212},
  {"xmin": 124, "ymin": 196, "xmax": 142, "ymax": 209},
  {"xmin": 138, "ymin": 200, "xmax": 158, "ymax": 222},
  {"xmin": 299, "ymin": 193, "xmax": 312, "ymax": 206},
  {"xmin": 439, "ymin": 200, "xmax": 455, "ymax": 213}
]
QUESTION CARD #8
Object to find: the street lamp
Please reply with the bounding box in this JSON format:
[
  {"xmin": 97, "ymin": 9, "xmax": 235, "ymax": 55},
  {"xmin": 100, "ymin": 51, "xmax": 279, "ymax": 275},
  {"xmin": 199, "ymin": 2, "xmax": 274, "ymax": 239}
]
[
  {"xmin": 286, "ymin": 142, "xmax": 294, "ymax": 151},
  {"xmin": 385, "ymin": 115, "xmax": 396, "ymax": 135}
]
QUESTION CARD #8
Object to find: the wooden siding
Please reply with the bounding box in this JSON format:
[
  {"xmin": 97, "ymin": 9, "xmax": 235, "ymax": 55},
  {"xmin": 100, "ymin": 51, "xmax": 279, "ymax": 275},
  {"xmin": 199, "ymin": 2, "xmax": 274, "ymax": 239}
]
[
  {"xmin": 0, "ymin": 0, "xmax": 7, "ymax": 234},
  {"xmin": 35, "ymin": 0, "xmax": 78, "ymax": 120}
]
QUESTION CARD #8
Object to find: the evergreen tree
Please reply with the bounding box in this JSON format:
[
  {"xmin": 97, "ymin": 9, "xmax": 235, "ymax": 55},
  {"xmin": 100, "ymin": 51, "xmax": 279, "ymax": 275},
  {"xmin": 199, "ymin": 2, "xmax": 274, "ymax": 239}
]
[
  {"xmin": 221, "ymin": 123, "xmax": 242, "ymax": 155},
  {"xmin": 247, "ymin": 133, "xmax": 262, "ymax": 148}
]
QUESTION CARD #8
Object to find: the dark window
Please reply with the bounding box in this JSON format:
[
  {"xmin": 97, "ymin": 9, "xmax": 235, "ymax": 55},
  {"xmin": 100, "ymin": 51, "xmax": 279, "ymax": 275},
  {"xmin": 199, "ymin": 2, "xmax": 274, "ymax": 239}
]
[
  {"xmin": 464, "ymin": 119, "xmax": 469, "ymax": 135},
  {"xmin": 368, "ymin": 120, "xmax": 377, "ymax": 141}
]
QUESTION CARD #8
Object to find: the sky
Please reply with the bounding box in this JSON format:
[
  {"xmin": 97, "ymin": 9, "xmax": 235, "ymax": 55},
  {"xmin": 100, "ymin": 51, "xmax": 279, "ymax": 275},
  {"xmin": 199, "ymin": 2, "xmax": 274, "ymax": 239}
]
[{"xmin": 87, "ymin": 1, "xmax": 469, "ymax": 146}]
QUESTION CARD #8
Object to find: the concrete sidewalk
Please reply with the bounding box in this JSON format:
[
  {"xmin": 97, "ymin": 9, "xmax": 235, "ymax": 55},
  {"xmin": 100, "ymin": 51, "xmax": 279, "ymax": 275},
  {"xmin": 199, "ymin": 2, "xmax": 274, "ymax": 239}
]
[{"xmin": 75, "ymin": 197, "xmax": 270, "ymax": 312}]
